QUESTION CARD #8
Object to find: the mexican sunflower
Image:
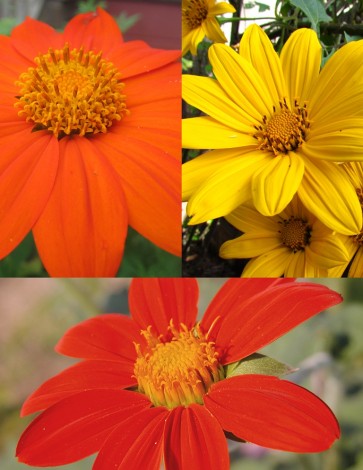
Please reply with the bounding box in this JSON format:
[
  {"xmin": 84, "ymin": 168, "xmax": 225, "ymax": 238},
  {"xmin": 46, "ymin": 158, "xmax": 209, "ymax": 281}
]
[
  {"xmin": 182, "ymin": 24, "xmax": 363, "ymax": 235},
  {"xmin": 17, "ymin": 278, "xmax": 341, "ymax": 469},
  {"xmin": 182, "ymin": 0, "xmax": 235, "ymax": 56},
  {"xmin": 220, "ymin": 196, "xmax": 349, "ymax": 277},
  {"xmin": 0, "ymin": 7, "xmax": 180, "ymax": 276}
]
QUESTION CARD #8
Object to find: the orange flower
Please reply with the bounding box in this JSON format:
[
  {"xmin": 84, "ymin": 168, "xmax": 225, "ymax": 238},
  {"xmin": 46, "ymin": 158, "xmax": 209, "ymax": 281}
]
[{"xmin": 0, "ymin": 8, "xmax": 180, "ymax": 276}]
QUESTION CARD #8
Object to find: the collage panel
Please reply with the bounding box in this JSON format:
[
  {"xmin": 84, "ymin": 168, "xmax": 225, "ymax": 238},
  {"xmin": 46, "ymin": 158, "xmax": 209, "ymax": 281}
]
[
  {"xmin": 0, "ymin": 278, "xmax": 362, "ymax": 469},
  {"xmin": 0, "ymin": 0, "xmax": 181, "ymax": 277},
  {"xmin": 182, "ymin": 0, "xmax": 363, "ymax": 278}
]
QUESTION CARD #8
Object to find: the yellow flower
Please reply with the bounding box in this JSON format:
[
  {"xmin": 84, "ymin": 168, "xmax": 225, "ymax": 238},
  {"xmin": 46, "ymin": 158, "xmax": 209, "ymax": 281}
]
[
  {"xmin": 182, "ymin": 0, "xmax": 235, "ymax": 56},
  {"xmin": 219, "ymin": 196, "xmax": 349, "ymax": 277},
  {"xmin": 182, "ymin": 25, "xmax": 363, "ymax": 235},
  {"xmin": 328, "ymin": 162, "xmax": 363, "ymax": 277}
]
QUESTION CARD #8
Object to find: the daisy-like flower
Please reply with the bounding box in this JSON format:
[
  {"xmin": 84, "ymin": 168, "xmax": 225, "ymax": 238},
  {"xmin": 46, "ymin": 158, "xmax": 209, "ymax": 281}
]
[
  {"xmin": 17, "ymin": 279, "xmax": 341, "ymax": 469},
  {"xmin": 220, "ymin": 196, "xmax": 350, "ymax": 277},
  {"xmin": 0, "ymin": 8, "xmax": 180, "ymax": 276},
  {"xmin": 182, "ymin": 24, "xmax": 363, "ymax": 235},
  {"xmin": 328, "ymin": 162, "xmax": 363, "ymax": 277},
  {"xmin": 182, "ymin": 0, "xmax": 235, "ymax": 56}
]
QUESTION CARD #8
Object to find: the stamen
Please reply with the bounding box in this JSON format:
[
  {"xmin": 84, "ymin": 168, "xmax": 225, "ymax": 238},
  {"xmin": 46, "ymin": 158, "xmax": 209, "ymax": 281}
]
[
  {"xmin": 183, "ymin": 0, "xmax": 208, "ymax": 30},
  {"xmin": 254, "ymin": 98, "xmax": 310, "ymax": 155},
  {"xmin": 15, "ymin": 45, "xmax": 128, "ymax": 139},
  {"xmin": 279, "ymin": 216, "xmax": 311, "ymax": 252},
  {"xmin": 134, "ymin": 321, "xmax": 225, "ymax": 409}
]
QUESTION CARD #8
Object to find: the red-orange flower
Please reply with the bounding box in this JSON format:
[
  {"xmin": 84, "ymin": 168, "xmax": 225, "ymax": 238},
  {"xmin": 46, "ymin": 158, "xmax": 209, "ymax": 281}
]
[
  {"xmin": 17, "ymin": 279, "xmax": 341, "ymax": 469},
  {"xmin": 0, "ymin": 8, "xmax": 180, "ymax": 276}
]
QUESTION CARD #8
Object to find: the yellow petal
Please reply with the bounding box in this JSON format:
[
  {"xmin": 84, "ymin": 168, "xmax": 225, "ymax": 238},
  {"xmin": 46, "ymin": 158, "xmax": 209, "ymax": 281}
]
[
  {"xmin": 252, "ymin": 153, "xmax": 305, "ymax": 216},
  {"xmin": 303, "ymin": 118, "xmax": 363, "ymax": 161},
  {"xmin": 309, "ymin": 40, "xmax": 363, "ymax": 120},
  {"xmin": 306, "ymin": 235, "xmax": 349, "ymax": 269},
  {"xmin": 220, "ymin": 233, "xmax": 281, "ymax": 259},
  {"xmin": 241, "ymin": 247, "xmax": 291, "ymax": 277},
  {"xmin": 280, "ymin": 28, "xmax": 321, "ymax": 106},
  {"xmin": 225, "ymin": 204, "xmax": 278, "ymax": 233},
  {"xmin": 348, "ymin": 246, "xmax": 363, "ymax": 277},
  {"xmin": 182, "ymin": 116, "xmax": 255, "ymax": 149},
  {"xmin": 208, "ymin": 1, "xmax": 236, "ymax": 15},
  {"xmin": 284, "ymin": 250, "xmax": 306, "ymax": 277},
  {"xmin": 209, "ymin": 44, "xmax": 274, "ymax": 121},
  {"xmin": 202, "ymin": 17, "xmax": 227, "ymax": 44},
  {"xmin": 182, "ymin": 75, "xmax": 254, "ymax": 130},
  {"xmin": 239, "ymin": 24, "xmax": 287, "ymax": 106},
  {"xmin": 182, "ymin": 147, "xmax": 251, "ymax": 200},
  {"xmin": 187, "ymin": 151, "xmax": 271, "ymax": 223},
  {"xmin": 298, "ymin": 157, "xmax": 362, "ymax": 235},
  {"xmin": 328, "ymin": 237, "xmax": 357, "ymax": 277}
]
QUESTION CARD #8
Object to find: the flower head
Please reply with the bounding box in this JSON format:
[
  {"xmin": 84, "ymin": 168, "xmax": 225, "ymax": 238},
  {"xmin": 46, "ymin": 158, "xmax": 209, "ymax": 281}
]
[
  {"xmin": 182, "ymin": 25, "xmax": 363, "ymax": 235},
  {"xmin": 220, "ymin": 196, "xmax": 350, "ymax": 277},
  {"xmin": 17, "ymin": 279, "xmax": 342, "ymax": 469},
  {"xmin": 182, "ymin": 0, "xmax": 235, "ymax": 56},
  {"xmin": 0, "ymin": 8, "xmax": 180, "ymax": 276}
]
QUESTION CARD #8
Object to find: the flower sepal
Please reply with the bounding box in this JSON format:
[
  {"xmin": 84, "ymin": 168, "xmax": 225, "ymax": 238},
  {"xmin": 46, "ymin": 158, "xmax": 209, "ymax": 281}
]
[{"xmin": 224, "ymin": 353, "xmax": 295, "ymax": 379}]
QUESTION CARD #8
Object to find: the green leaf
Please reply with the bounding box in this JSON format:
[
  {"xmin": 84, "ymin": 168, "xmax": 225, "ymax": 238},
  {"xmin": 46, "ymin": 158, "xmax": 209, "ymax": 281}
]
[
  {"xmin": 290, "ymin": 0, "xmax": 332, "ymax": 31},
  {"xmin": 256, "ymin": 2, "xmax": 270, "ymax": 12},
  {"xmin": 225, "ymin": 353, "xmax": 295, "ymax": 378}
]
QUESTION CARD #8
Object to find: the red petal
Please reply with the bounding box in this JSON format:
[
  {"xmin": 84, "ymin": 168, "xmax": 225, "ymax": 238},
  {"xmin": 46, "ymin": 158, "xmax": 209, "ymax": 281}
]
[
  {"xmin": 202, "ymin": 280, "xmax": 342, "ymax": 364},
  {"xmin": 21, "ymin": 359, "xmax": 136, "ymax": 417},
  {"xmin": 93, "ymin": 407, "xmax": 168, "ymax": 470},
  {"xmin": 63, "ymin": 7, "xmax": 123, "ymax": 54},
  {"xmin": 11, "ymin": 17, "xmax": 63, "ymax": 62},
  {"xmin": 164, "ymin": 404, "xmax": 229, "ymax": 470},
  {"xmin": 55, "ymin": 314, "xmax": 140, "ymax": 362},
  {"xmin": 0, "ymin": 130, "xmax": 59, "ymax": 259},
  {"xmin": 33, "ymin": 137, "xmax": 128, "ymax": 276},
  {"xmin": 16, "ymin": 389, "xmax": 151, "ymax": 466},
  {"xmin": 204, "ymin": 375, "xmax": 340, "ymax": 453},
  {"xmin": 202, "ymin": 279, "xmax": 292, "ymax": 334},
  {"xmin": 129, "ymin": 279, "xmax": 199, "ymax": 335},
  {"xmin": 110, "ymin": 41, "xmax": 180, "ymax": 79},
  {"xmin": 95, "ymin": 131, "xmax": 180, "ymax": 256}
]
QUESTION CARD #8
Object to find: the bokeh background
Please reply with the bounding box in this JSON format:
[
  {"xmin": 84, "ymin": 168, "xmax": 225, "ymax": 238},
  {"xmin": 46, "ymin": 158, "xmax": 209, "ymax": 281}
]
[{"xmin": 0, "ymin": 278, "xmax": 362, "ymax": 469}]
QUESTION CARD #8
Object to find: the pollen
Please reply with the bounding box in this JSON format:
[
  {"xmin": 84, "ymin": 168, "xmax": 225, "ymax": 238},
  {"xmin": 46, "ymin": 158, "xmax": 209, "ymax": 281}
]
[
  {"xmin": 183, "ymin": 0, "xmax": 208, "ymax": 30},
  {"xmin": 134, "ymin": 321, "xmax": 225, "ymax": 409},
  {"xmin": 254, "ymin": 98, "xmax": 310, "ymax": 155},
  {"xmin": 15, "ymin": 43, "xmax": 128, "ymax": 139},
  {"xmin": 279, "ymin": 216, "xmax": 312, "ymax": 252}
]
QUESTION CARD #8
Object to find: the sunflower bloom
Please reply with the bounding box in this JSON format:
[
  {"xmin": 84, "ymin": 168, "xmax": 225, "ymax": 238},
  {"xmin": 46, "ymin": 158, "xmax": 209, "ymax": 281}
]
[
  {"xmin": 182, "ymin": 0, "xmax": 235, "ymax": 56},
  {"xmin": 17, "ymin": 279, "xmax": 341, "ymax": 469},
  {"xmin": 182, "ymin": 25, "xmax": 363, "ymax": 235},
  {"xmin": 0, "ymin": 8, "xmax": 180, "ymax": 276},
  {"xmin": 220, "ymin": 196, "xmax": 349, "ymax": 277}
]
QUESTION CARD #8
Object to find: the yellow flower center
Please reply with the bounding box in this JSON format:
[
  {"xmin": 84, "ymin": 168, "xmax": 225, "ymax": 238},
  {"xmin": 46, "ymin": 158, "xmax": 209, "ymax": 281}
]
[
  {"xmin": 183, "ymin": 0, "xmax": 208, "ymax": 30},
  {"xmin": 134, "ymin": 321, "xmax": 224, "ymax": 409},
  {"xmin": 279, "ymin": 216, "xmax": 311, "ymax": 252},
  {"xmin": 255, "ymin": 99, "xmax": 310, "ymax": 155},
  {"xmin": 15, "ymin": 43, "xmax": 128, "ymax": 139}
]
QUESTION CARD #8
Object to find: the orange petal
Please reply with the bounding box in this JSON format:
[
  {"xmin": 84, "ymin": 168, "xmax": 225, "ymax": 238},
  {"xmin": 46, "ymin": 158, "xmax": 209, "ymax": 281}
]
[
  {"xmin": 63, "ymin": 7, "xmax": 123, "ymax": 54},
  {"xmin": 33, "ymin": 137, "xmax": 128, "ymax": 276},
  {"xmin": 0, "ymin": 130, "xmax": 59, "ymax": 259},
  {"xmin": 110, "ymin": 41, "xmax": 180, "ymax": 78},
  {"xmin": 96, "ymin": 132, "xmax": 181, "ymax": 256},
  {"xmin": 10, "ymin": 17, "xmax": 63, "ymax": 62},
  {"xmin": 164, "ymin": 404, "xmax": 229, "ymax": 470}
]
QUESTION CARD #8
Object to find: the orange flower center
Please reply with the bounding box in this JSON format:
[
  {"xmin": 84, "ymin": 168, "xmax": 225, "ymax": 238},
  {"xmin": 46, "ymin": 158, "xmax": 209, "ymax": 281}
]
[
  {"xmin": 279, "ymin": 216, "xmax": 312, "ymax": 252},
  {"xmin": 15, "ymin": 43, "xmax": 128, "ymax": 139},
  {"xmin": 254, "ymin": 98, "xmax": 310, "ymax": 155},
  {"xmin": 134, "ymin": 321, "xmax": 224, "ymax": 409},
  {"xmin": 183, "ymin": 0, "xmax": 208, "ymax": 30}
]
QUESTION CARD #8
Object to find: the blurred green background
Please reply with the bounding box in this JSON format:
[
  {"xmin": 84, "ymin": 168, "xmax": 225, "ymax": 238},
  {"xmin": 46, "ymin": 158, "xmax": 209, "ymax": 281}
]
[{"xmin": 0, "ymin": 278, "xmax": 362, "ymax": 469}]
